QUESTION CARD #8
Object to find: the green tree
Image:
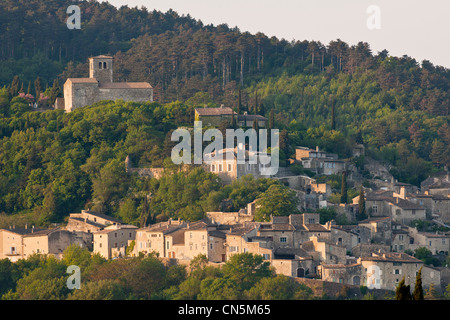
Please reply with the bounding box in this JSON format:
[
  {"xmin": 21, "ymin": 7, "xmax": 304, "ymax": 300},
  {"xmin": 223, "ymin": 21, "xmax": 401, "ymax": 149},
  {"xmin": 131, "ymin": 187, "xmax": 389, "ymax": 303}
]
[
  {"xmin": 222, "ymin": 252, "xmax": 273, "ymax": 291},
  {"xmin": 255, "ymin": 184, "xmax": 299, "ymax": 222},
  {"xmin": 357, "ymin": 186, "xmax": 367, "ymax": 220},
  {"xmin": 413, "ymin": 267, "xmax": 424, "ymax": 300},
  {"xmin": 395, "ymin": 277, "xmax": 412, "ymax": 300},
  {"xmin": 340, "ymin": 171, "xmax": 348, "ymax": 204},
  {"xmin": 67, "ymin": 279, "xmax": 126, "ymax": 300}
]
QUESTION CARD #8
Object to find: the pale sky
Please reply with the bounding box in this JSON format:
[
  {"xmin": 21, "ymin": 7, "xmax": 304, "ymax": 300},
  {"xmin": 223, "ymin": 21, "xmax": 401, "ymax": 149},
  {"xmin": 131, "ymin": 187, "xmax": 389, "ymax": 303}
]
[{"xmin": 106, "ymin": 0, "xmax": 450, "ymax": 68}]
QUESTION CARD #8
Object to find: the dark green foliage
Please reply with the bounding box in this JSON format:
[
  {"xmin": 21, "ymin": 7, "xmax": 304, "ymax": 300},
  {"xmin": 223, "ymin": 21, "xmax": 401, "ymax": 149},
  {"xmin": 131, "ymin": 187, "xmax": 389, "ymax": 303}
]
[
  {"xmin": 413, "ymin": 267, "xmax": 424, "ymax": 300},
  {"xmin": 395, "ymin": 277, "xmax": 412, "ymax": 300},
  {"xmin": 340, "ymin": 171, "xmax": 348, "ymax": 204}
]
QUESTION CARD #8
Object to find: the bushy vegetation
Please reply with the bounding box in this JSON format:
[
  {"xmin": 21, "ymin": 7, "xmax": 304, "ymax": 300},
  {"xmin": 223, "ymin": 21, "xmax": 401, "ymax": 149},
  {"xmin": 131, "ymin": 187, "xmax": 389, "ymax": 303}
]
[{"xmin": 0, "ymin": 249, "xmax": 313, "ymax": 300}]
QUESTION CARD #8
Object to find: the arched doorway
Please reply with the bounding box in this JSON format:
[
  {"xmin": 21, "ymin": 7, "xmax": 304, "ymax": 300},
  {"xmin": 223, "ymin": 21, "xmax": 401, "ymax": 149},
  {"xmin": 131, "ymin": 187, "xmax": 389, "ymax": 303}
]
[
  {"xmin": 297, "ymin": 268, "xmax": 305, "ymax": 278},
  {"xmin": 352, "ymin": 276, "xmax": 361, "ymax": 286}
]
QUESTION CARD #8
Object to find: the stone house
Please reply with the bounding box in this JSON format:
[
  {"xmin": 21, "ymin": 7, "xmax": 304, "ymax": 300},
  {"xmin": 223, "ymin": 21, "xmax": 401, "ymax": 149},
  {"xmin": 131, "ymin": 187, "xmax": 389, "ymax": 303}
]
[
  {"xmin": 134, "ymin": 219, "xmax": 186, "ymax": 258},
  {"xmin": 22, "ymin": 228, "xmax": 89, "ymax": 259},
  {"xmin": 63, "ymin": 55, "xmax": 153, "ymax": 112},
  {"xmin": 295, "ymin": 146, "xmax": 347, "ymax": 176},
  {"xmin": 391, "ymin": 223, "xmax": 411, "ymax": 253},
  {"xmin": 407, "ymin": 193, "xmax": 450, "ymax": 223},
  {"xmin": 134, "ymin": 219, "xmax": 228, "ymax": 262},
  {"xmin": 301, "ymin": 236, "xmax": 347, "ymax": 265},
  {"xmin": 408, "ymin": 227, "xmax": 450, "ymax": 255},
  {"xmin": 255, "ymin": 214, "xmax": 331, "ymax": 249},
  {"xmin": 93, "ymin": 224, "xmax": 137, "ymax": 259},
  {"xmin": 359, "ymin": 252, "xmax": 440, "ymax": 291},
  {"xmin": 194, "ymin": 105, "xmax": 234, "ymax": 127},
  {"xmin": 202, "ymin": 148, "xmax": 275, "ymax": 184},
  {"xmin": 388, "ymin": 197, "xmax": 426, "ymax": 225},
  {"xmin": 225, "ymin": 223, "xmax": 316, "ymax": 278},
  {"xmin": 65, "ymin": 209, "xmax": 124, "ymax": 233},
  {"xmin": 327, "ymin": 223, "xmax": 371, "ymax": 252},
  {"xmin": 351, "ymin": 243, "xmax": 390, "ymax": 258},
  {"xmin": 358, "ymin": 216, "xmax": 392, "ymax": 244},
  {"xmin": 318, "ymin": 263, "xmax": 362, "ymax": 286},
  {"xmin": 236, "ymin": 113, "xmax": 267, "ymax": 128},
  {"xmin": 0, "ymin": 226, "xmax": 89, "ymax": 261},
  {"xmin": 181, "ymin": 221, "xmax": 227, "ymax": 263},
  {"xmin": 0, "ymin": 226, "xmax": 43, "ymax": 261},
  {"xmin": 423, "ymin": 180, "xmax": 450, "ymax": 197}
]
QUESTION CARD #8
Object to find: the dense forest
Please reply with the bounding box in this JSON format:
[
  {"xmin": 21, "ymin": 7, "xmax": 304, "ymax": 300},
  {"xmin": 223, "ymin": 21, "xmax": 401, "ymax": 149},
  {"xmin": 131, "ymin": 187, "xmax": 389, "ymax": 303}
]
[{"xmin": 0, "ymin": 0, "xmax": 449, "ymax": 226}]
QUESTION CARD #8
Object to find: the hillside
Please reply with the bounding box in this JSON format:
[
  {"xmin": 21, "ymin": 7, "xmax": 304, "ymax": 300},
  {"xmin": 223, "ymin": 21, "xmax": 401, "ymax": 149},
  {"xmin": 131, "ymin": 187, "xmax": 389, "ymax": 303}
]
[{"xmin": 0, "ymin": 0, "xmax": 449, "ymax": 226}]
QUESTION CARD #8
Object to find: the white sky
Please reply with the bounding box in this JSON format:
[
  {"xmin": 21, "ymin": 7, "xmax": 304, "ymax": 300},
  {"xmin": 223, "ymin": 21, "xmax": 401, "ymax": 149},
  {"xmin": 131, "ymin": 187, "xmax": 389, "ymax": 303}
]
[{"xmin": 105, "ymin": 0, "xmax": 450, "ymax": 68}]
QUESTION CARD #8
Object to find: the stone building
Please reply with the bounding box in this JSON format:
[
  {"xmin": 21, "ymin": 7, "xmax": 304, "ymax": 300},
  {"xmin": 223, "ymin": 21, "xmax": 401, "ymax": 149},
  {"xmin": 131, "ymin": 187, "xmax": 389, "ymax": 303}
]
[
  {"xmin": 194, "ymin": 105, "xmax": 234, "ymax": 126},
  {"xmin": 93, "ymin": 224, "xmax": 137, "ymax": 259},
  {"xmin": 134, "ymin": 219, "xmax": 228, "ymax": 262},
  {"xmin": 0, "ymin": 226, "xmax": 89, "ymax": 261},
  {"xmin": 65, "ymin": 209, "xmax": 124, "ymax": 233},
  {"xmin": 63, "ymin": 55, "xmax": 153, "ymax": 112},
  {"xmin": 359, "ymin": 252, "xmax": 440, "ymax": 291},
  {"xmin": 202, "ymin": 147, "xmax": 275, "ymax": 184}
]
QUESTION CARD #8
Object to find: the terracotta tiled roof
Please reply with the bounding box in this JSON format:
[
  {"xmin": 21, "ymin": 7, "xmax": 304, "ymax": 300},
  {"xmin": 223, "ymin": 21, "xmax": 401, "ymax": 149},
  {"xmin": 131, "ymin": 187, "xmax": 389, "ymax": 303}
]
[
  {"xmin": 67, "ymin": 78, "xmax": 98, "ymax": 84},
  {"xmin": 99, "ymin": 82, "xmax": 152, "ymax": 89},
  {"xmin": 361, "ymin": 252, "xmax": 422, "ymax": 263}
]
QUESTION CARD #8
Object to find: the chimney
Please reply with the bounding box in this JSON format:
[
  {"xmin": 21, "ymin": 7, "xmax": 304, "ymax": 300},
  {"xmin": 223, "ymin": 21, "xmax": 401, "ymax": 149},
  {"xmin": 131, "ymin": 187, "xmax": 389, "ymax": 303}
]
[
  {"xmin": 316, "ymin": 146, "xmax": 319, "ymax": 152},
  {"xmin": 25, "ymin": 224, "xmax": 28, "ymax": 229},
  {"xmin": 400, "ymin": 186, "xmax": 406, "ymax": 199}
]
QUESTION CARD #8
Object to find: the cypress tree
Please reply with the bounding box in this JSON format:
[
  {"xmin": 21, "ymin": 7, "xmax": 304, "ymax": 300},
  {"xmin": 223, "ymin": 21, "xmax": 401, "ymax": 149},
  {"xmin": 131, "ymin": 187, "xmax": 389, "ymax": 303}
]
[
  {"xmin": 413, "ymin": 267, "xmax": 424, "ymax": 300},
  {"xmin": 358, "ymin": 186, "xmax": 366, "ymax": 220},
  {"xmin": 237, "ymin": 87, "xmax": 241, "ymax": 115},
  {"xmin": 396, "ymin": 277, "xmax": 412, "ymax": 300},
  {"xmin": 340, "ymin": 171, "xmax": 348, "ymax": 204},
  {"xmin": 269, "ymin": 109, "xmax": 274, "ymax": 130},
  {"xmin": 331, "ymin": 98, "xmax": 336, "ymax": 130}
]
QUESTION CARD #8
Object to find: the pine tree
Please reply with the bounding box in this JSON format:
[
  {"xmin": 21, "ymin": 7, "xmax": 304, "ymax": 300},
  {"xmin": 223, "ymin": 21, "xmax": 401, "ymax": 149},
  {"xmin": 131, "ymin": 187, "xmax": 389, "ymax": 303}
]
[
  {"xmin": 340, "ymin": 171, "xmax": 348, "ymax": 204},
  {"xmin": 413, "ymin": 267, "xmax": 424, "ymax": 300}
]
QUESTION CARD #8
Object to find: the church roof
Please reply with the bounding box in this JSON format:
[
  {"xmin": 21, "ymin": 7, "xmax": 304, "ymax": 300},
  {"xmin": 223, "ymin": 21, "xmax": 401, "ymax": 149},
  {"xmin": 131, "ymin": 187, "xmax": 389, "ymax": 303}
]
[
  {"xmin": 66, "ymin": 78, "xmax": 98, "ymax": 84},
  {"xmin": 90, "ymin": 55, "xmax": 113, "ymax": 59},
  {"xmin": 99, "ymin": 82, "xmax": 152, "ymax": 89}
]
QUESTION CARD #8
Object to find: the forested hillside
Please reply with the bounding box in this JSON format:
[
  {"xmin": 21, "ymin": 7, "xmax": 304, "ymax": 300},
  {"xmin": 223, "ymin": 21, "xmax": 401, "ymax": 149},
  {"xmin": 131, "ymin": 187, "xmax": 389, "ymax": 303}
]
[{"xmin": 0, "ymin": 0, "xmax": 448, "ymax": 226}]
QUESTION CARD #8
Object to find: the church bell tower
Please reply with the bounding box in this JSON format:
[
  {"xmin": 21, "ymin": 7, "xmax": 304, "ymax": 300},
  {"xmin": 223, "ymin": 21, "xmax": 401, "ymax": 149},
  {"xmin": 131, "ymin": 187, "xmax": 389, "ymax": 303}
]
[{"xmin": 89, "ymin": 55, "xmax": 113, "ymax": 84}]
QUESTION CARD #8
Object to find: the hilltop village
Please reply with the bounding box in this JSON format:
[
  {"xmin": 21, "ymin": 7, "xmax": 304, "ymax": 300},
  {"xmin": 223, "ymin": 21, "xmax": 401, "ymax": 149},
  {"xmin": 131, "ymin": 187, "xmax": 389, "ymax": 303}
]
[
  {"xmin": 1, "ymin": 55, "xmax": 449, "ymax": 299},
  {"xmin": 1, "ymin": 102, "xmax": 449, "ymax": 295}
]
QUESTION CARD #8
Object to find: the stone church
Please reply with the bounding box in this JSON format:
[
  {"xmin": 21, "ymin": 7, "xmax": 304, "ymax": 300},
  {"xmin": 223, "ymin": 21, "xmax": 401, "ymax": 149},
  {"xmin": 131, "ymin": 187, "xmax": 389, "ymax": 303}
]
[{"xmin": 62, "ymin": 55, "xmax": 153, "ymax": 112}]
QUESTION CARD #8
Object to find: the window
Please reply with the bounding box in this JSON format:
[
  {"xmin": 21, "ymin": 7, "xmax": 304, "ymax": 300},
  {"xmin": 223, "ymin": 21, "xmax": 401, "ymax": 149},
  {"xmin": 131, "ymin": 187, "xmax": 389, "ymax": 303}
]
[
  {"xmin": 228, "ymin": 164, "xmax": 232, "ymax": 172},
  {"xmin": 103, "ymin": 62, "xmax": 107, "ymax": 69},
  {"xmin": 394, "ymin": 269, "xmax": 401, "ymax": 275},
  {"xmin": 443, "ymin": 239, "xmax": 446, "ymax": 245},
  {"xmin": 99, "ymin": 62, "xmax": 102, "ymax": 69},
  {"xmin": 211, "ymin": 164, "xmax": 215, "ymax": 172},
  {"xmin": 280, "ymin": 237, "xmax": 287, "ymax": 243},
  {"xmin": 396, "ymin": 209, "xmax": 401, "ymax": 215},
  {"xmin": 372, "ymin": 205, "xmax": 378, "ymax": 214},
  {"xmin": 219, "ymin": 164, "xmax": 223, "ymax": 172},
  {"xmin": 308, "ymin": 218, "xmax": 315, "ymax": 224},
  {"xmin": 399, "ymin": 235, "xmax": 404, "ymax": 241}
]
